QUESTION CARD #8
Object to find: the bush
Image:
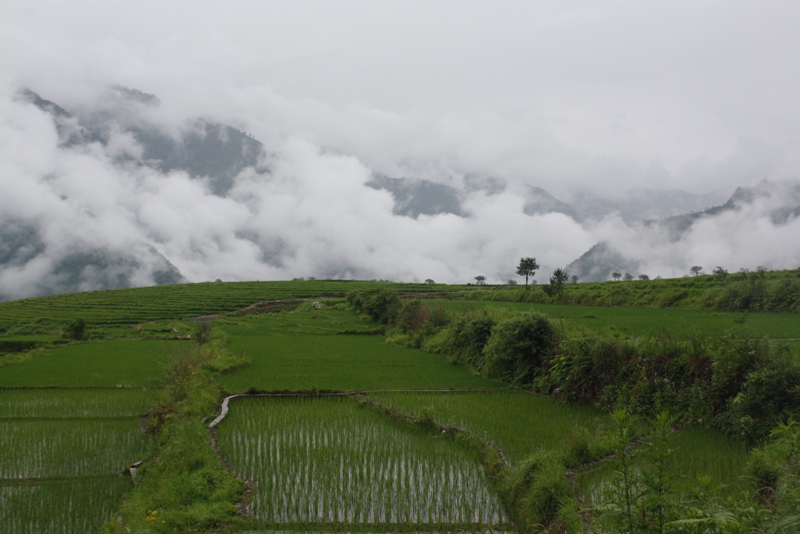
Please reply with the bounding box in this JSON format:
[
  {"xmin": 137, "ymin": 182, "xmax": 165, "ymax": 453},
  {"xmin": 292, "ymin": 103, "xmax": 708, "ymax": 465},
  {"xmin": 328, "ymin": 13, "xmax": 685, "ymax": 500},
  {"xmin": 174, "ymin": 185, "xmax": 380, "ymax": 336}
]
[
  {"xmin": 347, "ymin": 288, "xmax": 401, "ymax": 324},
  {"xmin": 731, "ymin": 352, "xmax": 800, "ymax": 442},
  {"xmin": 65, "ymin": 318, "xmax": 88, "ymax": 340},
  {"xmin": 483, "ymin": 312, "xmax": 556, "ymax": 384}
]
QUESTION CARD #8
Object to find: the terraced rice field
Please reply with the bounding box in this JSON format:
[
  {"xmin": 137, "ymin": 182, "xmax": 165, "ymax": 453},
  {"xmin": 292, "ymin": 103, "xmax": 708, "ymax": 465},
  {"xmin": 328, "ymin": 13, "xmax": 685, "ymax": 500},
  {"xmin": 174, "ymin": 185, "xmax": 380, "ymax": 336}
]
[
  {"xmin": 216, "ymin": 396, "xmax": 509, "ymax": 529},
  {"xmin": 0, "ymin": 280, "xmax": 455, "ymax": 328},
  {"xmin": 431, "ymin": 300, "xmax": 800, "ymax": 341},
  {"xmin": 0, "ymin": 340, "xmax": 175, "ymax": 387},
  {"xmin": 369, "ymin": 391, "xmax": 609, "ymax": 464},
  {"xmin": 217, "ymin": 310, "xmax": 503, "ymax": 392},
  {"xmin": 1, "ymin": 476, "xmax": 134, "ymax": 533},
  {"xmin": 0, "ymin": 388, "xmax": 149, "ymax": 533}
]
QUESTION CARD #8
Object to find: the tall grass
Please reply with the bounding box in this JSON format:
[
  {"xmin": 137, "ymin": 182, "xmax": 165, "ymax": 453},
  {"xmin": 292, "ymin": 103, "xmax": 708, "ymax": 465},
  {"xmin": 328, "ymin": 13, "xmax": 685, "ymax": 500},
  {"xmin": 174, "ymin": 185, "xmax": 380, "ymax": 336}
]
[{"xmin": 217, "ymin": 396, "xmax": 508, "ymax": 526}]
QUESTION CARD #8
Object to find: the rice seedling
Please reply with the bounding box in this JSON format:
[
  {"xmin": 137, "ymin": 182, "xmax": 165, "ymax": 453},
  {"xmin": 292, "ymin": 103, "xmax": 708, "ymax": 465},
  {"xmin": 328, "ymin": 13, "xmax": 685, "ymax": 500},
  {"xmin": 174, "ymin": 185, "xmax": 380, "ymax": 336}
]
[
  {"xmin": 669, "ymin": 426, "xmax": 750, "ymax": 493},
  {"xmin": 577, "ymin": 425, "xmax": 750, "ymax": 505},
  {"xmin": 219, "ymin": 334, "xmax": 502, "ymax": 392},
  {"xmin": 0, "ymin": 340, "xmax": 174, "ymax": 387},
  {"xmin": 216, "ymin": 396, "xmax": 508, "ymax": 527},
  {"xmin": 0, "ymin": 388, "xmax": 152, "ymax": 418},
  {"xmin": 0, "ymin": 419, "xmax": 146, "ymax": 479},
  {"xmin": 370, "ymin": 391, "xmax": 609, "ymax": 464},
  {"xmin": 0, "ymin": 475, "xmax": 132, "ymax": 533}
]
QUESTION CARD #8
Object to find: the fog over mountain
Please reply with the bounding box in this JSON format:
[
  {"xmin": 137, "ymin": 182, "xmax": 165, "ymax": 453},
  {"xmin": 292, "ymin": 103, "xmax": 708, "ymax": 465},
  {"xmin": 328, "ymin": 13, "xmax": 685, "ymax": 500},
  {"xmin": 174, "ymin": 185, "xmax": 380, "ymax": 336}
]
[{"xmin": 1, "ymin": 2, "xmax": 799, "ymax": 299}]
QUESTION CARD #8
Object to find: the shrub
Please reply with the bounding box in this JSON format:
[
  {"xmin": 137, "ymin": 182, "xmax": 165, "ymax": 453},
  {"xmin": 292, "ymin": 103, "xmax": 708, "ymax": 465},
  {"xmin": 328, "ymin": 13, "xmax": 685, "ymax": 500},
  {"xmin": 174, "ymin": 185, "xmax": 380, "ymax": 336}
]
[
  {"xmin": 483, "ymin": 312, "xmax": 556, "ymax": 384},
  {"xmin": 731, "ymin": 353, "xmax": 800, "ymax": 442},
  {"xmin": 65, "ymin": 318, "xmax": 88, "ymax": 340}
]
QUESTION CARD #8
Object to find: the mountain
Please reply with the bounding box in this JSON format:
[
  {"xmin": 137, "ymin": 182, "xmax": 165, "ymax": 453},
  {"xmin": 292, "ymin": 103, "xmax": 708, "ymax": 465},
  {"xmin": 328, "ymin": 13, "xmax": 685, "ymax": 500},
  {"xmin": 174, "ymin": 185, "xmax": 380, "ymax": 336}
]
[
  {"xmin": 566, "ymin": 242, "xmax": 642, "ymax": 283},
  {"xmin": 523, "ymin": 186, "xmax": 582, "ymax": 221},
  {"xmin": 568, "ymin": 188, "xmax": 727, "ymax": 223},
  {"xmin": 568, "ymin": 180, "xmax": 800, "ymax": 281},
  {"xmin": 367, "ymin": 174, "xmax": 463, "ymax": 218}
]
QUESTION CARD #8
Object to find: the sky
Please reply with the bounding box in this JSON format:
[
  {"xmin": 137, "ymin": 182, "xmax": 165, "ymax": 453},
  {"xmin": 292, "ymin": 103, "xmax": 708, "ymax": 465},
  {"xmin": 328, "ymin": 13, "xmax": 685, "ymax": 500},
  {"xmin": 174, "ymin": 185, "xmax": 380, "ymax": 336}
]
[{"xmin": 1, "ymin": 1, "xmax": 799, "ymax": 295}]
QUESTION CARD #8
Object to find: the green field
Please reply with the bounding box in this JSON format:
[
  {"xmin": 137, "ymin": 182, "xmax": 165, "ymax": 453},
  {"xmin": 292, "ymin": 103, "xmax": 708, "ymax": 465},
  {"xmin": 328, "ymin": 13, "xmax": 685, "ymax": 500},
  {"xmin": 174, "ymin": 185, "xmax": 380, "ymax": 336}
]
[
  {"xmin": 1, "ymin": 476, "xmax": 134, "ymax": 533},
  {"xmin": 0, "ymin": 278, "xmax": 792, "ymax": 532},
  {"xmin": 369, "ymin": 391, "xmax": 608, "ymax": 464},
  {"xmin": 216, "ymin": 396, "xmax": 508, "ymax": 528},
  {"xmin": 217, "ymin": 310, "xmax": 503, "ymax": 392},
  {"xmin": 0, "ymin": 388, "xmax": 152, "ymax": 418},
  {"xmin": 0, "ymin": 280, "xmax": 456, "ymax": 328},
  {"xmin": 0, "ymin": 340, "xmax": 176, "ymax": 387},
  {"xmin": 433, "ymin": 300, "xmax": 800, "ymax": 341}
]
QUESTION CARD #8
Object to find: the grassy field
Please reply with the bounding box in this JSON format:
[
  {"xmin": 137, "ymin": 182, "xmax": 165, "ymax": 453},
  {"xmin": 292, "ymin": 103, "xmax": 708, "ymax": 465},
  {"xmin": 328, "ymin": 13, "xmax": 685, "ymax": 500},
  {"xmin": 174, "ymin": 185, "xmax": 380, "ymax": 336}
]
[
  {"xmin": 217, "ymin": 310, "xmax": 503, "ymax": 392},
  {"xmin": 0, "ymin": 340, "xmax": 177, "ymax": 387},
  {"xmin": 0, "ymin": 278, "xmax": 790, "ymax": 532},
  {"xmin": 369, "ymin": 390, "xmax": 609, "ymax": 464},
  {"xmin": 0, "ymin": 280, "xmax": 458, "ymax": 329},
  {"xmin": 432, "ymin": 300, "xmax": 800, "ymax": 341},
  {"xmin": 216, "ymin": 396, "xmax": 508, "ymax": 528}
]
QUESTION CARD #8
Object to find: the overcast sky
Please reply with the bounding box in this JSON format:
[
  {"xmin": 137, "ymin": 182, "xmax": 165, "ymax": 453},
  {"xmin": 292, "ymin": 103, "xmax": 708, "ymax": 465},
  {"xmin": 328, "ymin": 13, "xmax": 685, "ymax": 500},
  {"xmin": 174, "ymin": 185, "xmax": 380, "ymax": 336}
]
[
  {"xmin": 1, "ymin": 1, "xmax": 800, "ymax": 296},
  {"xmin": 3, "ymin": 1, "xmax": 799, "ymax": 195}
]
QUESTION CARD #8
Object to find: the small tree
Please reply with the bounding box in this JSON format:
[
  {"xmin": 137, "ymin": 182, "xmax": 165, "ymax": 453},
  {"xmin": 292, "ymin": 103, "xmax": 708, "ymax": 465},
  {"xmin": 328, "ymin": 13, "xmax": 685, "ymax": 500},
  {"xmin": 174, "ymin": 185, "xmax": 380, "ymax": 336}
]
[
  {"xmin": 545, "ymin": 267, "xmax": 569, "ymax": 297},
  {"xmin": 424, "ymin": 279, "xmax": 435, "ymax": 284},
  {"xmin": 570, "ymin": 275, "xmax": 579, "ymax": 284},
  {"xmin": 516, "ymin": 257, "xmax": 539, "ymax": 291},
  {"xmin": 713, "ymin": 266, "xmax": 728, "ymax": 280},
  {"xmin": 507, "ymin": 279, "xmax": 518, "ymax": 285},
  {"xmin": 612, "ymin": 272, "xmax": 622, "ymax": 281},
  {"xmin": 65, "ymin": 318, "xmax": 87, "ymax": 341},
  {"xmin": 638, "ymin": 274, "xmax": 649, "ymax": 281},
  {"xmin": 690, "ymin": 265, "xmax": 703, "ymax": 277},
  {"xmin": 623, "ymin": 272, "xmax": 634, "ymax": 281},
  {"xmin": 474, "ymin": 275, "xmax": 486, "ymax": 285}
]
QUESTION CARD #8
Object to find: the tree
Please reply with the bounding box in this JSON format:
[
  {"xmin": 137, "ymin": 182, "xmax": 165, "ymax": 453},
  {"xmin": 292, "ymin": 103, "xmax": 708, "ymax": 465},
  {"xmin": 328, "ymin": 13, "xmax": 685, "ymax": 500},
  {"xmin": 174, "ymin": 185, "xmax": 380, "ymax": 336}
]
[
  {"xmin": 638, "ymin": 274, "xmax": 649, "ymax": 281},
  {"xmin": 690, "ymin": 265, "xmax": 703, "ymax": 277},
  {"xmin": 424, "ymin": 279, "xmax": 435, "ymax": 284},
  {"xmin": 623, "ymin": 273, "xmax": 634, "ymax": 281},
  {"xmin": 474, "ymin": 275, "xmax": 486, "ymax": 285},
  {"xmin": 612, "ymin": 272, "xmax": 622, "ymax": 281},
  {"xmin": 570, "ymin": 275, "xmax": 579, "ymax": 284},
  {"xmin": 544, "ymin": 267, "xmax": 569, "ymax": 297},
  {"xmin": 516, "ymin": 257, "xmax": 539, "ymax": 291},
  {"xmin": 65, "ymin": 318, "xmax": 87, "ymax": 340},
  {"xmin": 713, "ymin": 266, "xmax": 728, "ymax": 279},
  {"xmin": 506, "ymin": 279, "xmax": 518, "ymax": 285}
]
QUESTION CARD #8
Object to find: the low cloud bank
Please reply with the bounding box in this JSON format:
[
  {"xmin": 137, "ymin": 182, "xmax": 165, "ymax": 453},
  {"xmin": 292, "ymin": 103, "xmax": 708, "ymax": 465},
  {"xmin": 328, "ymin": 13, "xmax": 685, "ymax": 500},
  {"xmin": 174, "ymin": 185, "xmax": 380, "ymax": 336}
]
[{"xmin": 0, "ymin": 86, "xmax": 798, "ymax": 300}]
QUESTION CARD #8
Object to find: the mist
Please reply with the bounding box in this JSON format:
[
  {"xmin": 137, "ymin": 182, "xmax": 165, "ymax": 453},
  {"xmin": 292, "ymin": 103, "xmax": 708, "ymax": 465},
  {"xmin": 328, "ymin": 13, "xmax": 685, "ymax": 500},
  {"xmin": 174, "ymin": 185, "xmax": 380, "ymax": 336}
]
[{"xmin": 1, "ymin": 1, "xmax": 799, "ymax": 299}]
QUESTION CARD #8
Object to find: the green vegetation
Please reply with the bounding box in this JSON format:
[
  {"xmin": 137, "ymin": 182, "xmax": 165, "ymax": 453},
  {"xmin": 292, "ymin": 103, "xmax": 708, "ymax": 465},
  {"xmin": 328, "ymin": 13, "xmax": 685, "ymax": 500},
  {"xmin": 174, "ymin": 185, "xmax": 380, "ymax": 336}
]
[
  {"xmin": 217, "ymin": 396, "xmax": 508, "ymax": 528},
  {"xmin": 0, "ymin": 280, "xmax": 455, "ymax": 330},
  {"xmin": 1, "ymin": 476, "xmax": 134, "ymax": 533},
  {"xmin": 1, "ymin": 274, "xmax": 799, "ymax": 533},
  {"xmin": 0, "ymin": 388, "xmax": 152, "ymax": 418},
  {"xmin": 105, "ymin": 342, "xmax": 249, "ymax": 533},
  {"xmin": 465, "ymin": 266, "xmax": 800, "ymax": 313},
  {"xmin": 369, "ymin": 391, "xmax": 607, "ymax": 464},
  {"xmin": 0, "ymin": 340, "xmax": 174, "ymax": 387}
]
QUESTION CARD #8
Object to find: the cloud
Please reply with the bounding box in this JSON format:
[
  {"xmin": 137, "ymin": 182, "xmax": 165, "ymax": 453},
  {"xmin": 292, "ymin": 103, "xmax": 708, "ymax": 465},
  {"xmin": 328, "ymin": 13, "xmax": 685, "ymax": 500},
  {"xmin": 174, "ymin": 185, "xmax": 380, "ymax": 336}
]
[{"xmin": 1, "ymin": 2, "xmax": 799, "ymax": 297}]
